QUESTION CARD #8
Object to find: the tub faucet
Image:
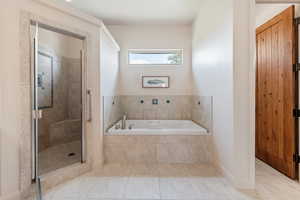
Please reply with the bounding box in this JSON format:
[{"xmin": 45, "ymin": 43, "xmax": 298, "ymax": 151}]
[{"xmin": 121, "ymin": 114, "xmax": 127, "ymax": 129}]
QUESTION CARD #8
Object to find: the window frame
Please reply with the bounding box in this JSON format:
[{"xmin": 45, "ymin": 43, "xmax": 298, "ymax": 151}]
[{"xmin": 127, "ymin": 49, "xmax": 184, "ymax": 66}]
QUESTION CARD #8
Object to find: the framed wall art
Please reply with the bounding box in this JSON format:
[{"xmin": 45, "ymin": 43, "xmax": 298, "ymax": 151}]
[{"xmin": 142, "ymin": 76, "xmax": 170, "ymax": 88}]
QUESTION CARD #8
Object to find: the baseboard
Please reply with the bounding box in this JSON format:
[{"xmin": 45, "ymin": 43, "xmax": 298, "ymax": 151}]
[
  {"xmin": 213, "ymin": 161, "xmax": 235, "ymax": 184},
  {"xmin": 1, "ymin": 191, "xmax": 21, "ymax": 200}
]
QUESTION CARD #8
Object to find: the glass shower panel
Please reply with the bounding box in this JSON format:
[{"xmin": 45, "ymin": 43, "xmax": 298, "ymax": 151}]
[{"xmin": 37, "ymin": 26, "xmax": 83, "ymax": 175}]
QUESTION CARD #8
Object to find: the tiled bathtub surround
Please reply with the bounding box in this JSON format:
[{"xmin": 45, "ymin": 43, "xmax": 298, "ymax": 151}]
[
  {"xmin": 103, "ymin": 95, "xmax": 213, "ymax": 132},
  {"xmin": 103, "ymin": 95, "xmax": 213, "ymax": 164},
  {"xmin": 104, "ymin": 135, "xmax": 213, "ymax": 164}
]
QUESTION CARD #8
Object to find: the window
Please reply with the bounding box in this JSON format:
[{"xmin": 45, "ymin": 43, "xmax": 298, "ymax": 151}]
[{"xmin": 128, "ymin": 49, "xmax": 183, "ymax": 65}]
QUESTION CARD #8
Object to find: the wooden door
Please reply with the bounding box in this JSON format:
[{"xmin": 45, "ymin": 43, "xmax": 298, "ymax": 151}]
[{"xmin": 256, "ymin": 6, "xmax": 298, "ymax": 179}]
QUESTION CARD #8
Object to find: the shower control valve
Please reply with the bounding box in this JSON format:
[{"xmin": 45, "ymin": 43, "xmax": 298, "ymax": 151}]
[{"xmin": 152, "ymin": 99, "xmax": 159, "ymax": 105}]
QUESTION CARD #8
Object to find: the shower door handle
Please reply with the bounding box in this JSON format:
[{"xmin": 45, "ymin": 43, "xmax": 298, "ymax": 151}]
[
  {"xmin": 32, "ymin": 110, "xmax": 43, "ymax": 119},
  {"xmin": 87, "ymin": 90, "xmax": 92, "ymax": 122},
  {"xmin": 37, "ymin": 110, "xmax": 43, "ymax": 119}
]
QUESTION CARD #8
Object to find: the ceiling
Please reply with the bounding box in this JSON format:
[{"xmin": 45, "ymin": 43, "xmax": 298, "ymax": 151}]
[{"xmin": 58, "ymin": 0, "xmax": 202, "ymax": 25}]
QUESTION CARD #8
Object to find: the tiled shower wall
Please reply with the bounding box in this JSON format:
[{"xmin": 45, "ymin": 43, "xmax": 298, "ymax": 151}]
[
  {"xmin": 103, "ymin": 95, "xmax": 213, "ymax": 133},
  {"xmin": 66, "ymin": 58, "xmax": 82, "ymax": 120},
  {"xmin": 38, "ymin": 46, "xmax": 82, "ymax": 151}
]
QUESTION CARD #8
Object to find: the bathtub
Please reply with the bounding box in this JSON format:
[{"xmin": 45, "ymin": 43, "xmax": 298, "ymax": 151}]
[{"xmin": 106, "ymin": 120, "xmax": 208, "ymax": 135}]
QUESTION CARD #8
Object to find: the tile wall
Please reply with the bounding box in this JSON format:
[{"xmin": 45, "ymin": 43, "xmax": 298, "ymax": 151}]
[
  {"xmin": 103, "ymin": 95, "xmax": 213, "ymax": 132},
  {"xmin": 38, "ymin": 46, "xmax": 82, "ymax": 151},
  {"xmin": 104, "ymin": 135, "xmax": 213, "ymax": 164}
]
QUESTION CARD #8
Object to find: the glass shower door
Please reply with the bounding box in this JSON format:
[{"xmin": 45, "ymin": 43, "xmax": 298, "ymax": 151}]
[{"xmin": 31, "ymin": 21, "xmax": 85, "ymax": 180}]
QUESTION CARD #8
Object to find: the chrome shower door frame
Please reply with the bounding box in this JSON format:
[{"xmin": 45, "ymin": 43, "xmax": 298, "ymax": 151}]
[{"xmin": 30, "ymin": 20, "xmax": 88, "ymax": 182}]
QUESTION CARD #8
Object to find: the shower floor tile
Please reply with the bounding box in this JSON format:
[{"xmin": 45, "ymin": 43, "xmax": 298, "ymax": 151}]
[{"xmin": 39, "ymin": 140, "xmax": 81, "ymax": 175}]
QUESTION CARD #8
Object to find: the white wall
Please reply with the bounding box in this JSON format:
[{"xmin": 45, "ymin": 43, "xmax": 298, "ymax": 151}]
[
  {"xmin": 100, "ymin": 29, "xmax": 120, "ymax": 97},
  {"xmin": 192, "ymin": 0, "xmax": 235, "ymax": 184},
  {"xmin": 107, "ymin": 25, "xmax": 193, "ymax": 95},
  {"xmin": 0, "ymin": 1, "xmax": 103, "ymax": 199},
  {"xmin": 100, "ymin": 27, "xmax": 121, "ymax": 134},
  {"xmin": 192, "ymin": 0, "xmax": 255, "ymax": 188},
  {"xmin": 233, "ymin": 0, "xmax": 255, "ymax": 188}
]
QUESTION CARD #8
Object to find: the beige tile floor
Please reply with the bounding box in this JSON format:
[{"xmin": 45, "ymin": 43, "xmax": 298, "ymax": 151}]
[
  {"xmin": 255, "ymin": 159, "xmax": 300, "ymax": 200},
  {"xmin": 37, "ymin": 159, "xmax": 300, "ymax": 200},
  {"xmin": 41, "ymin": 163, "xmax": 259, "ymax": 200}
]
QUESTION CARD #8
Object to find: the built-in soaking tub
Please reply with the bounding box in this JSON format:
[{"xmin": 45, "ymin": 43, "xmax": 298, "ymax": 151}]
[{"xmin": 106, "ymin": 120, "xmax": 208, "ymax": 135}]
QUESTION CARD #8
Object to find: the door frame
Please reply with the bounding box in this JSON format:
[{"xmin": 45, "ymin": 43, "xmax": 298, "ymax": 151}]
[{"xmin": 294, "ymin": 15, "xmax": 300, "ymax": 179}]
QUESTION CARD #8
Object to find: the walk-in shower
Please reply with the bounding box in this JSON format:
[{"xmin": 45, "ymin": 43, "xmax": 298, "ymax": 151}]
[{"xmin": 30, "ymin": 21, "xmax": 86, "ymax": 181}]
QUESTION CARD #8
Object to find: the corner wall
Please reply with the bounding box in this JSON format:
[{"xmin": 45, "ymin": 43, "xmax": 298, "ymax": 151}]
[
  {"xmin": 192, "ymin": 0, "xmax": 256, "ymax": 188},
  {"xmin": 192, "ymin": 0, "xmax": 235, "ymax": 183},
  {"xmin": 233, "ymin": 0, "xmax": 255, "ymax": 188}
]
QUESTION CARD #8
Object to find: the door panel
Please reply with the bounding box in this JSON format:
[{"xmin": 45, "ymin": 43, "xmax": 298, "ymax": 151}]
[{"xmin": 256, "ymin": 6, "xmax": 297, "ymax": 179}]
